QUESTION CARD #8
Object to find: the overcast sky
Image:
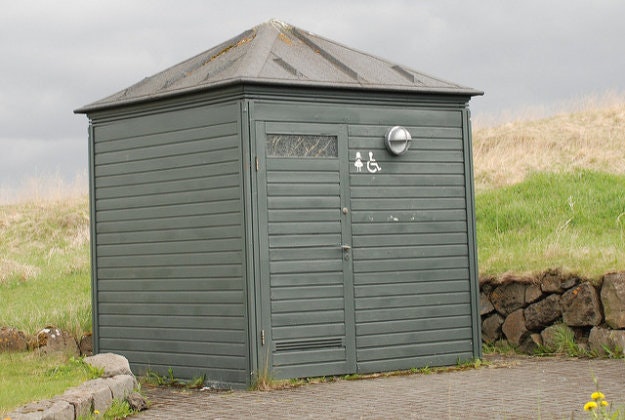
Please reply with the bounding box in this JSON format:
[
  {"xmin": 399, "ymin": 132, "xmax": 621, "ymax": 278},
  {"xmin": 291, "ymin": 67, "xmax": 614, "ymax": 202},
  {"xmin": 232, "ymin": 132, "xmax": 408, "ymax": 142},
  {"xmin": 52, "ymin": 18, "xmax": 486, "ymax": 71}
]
[{"xmin": 1, "ymin": 0, "xmax": 624, "ymax": 193}]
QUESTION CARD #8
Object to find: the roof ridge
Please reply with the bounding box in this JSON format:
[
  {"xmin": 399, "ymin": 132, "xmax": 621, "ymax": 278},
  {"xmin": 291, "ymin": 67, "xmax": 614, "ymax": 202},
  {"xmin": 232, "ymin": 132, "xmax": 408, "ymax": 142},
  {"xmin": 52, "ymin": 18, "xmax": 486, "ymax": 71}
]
[
  {"xmin": 236, "ymin": 21, "xmax": 281, "ymax": 78},
  {"xmin": 289, "ymin": 26, "xmax": 363, "ymax": 82}
]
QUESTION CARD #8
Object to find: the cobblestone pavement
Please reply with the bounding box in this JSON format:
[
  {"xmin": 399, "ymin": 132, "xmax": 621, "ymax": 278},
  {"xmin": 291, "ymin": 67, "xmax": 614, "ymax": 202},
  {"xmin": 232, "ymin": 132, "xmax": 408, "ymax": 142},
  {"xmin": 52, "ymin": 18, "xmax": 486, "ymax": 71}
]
[{"xmin": 135, "ymin": 356, "xmax": 625, "ymax": 419}]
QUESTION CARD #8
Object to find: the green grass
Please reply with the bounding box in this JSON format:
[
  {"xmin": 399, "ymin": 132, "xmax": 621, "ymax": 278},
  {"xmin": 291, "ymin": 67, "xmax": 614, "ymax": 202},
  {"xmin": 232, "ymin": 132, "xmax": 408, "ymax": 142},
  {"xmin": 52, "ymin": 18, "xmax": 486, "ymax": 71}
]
[
  {"xmin": 79, "ymin": 398, "xmax": 139, "ymax": 420},
  {"xmin": 476, "ymin": 170, "xmax": 625, "ymax": 278},
  {"xmin": 0, "ymin": 352, "xmax": 100, "ymax": 416}
]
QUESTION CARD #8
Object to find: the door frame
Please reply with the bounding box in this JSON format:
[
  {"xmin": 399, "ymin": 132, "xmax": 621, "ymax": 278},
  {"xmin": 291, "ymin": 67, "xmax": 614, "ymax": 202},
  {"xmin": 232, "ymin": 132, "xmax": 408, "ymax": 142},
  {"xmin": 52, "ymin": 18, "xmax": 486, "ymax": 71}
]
[{"xmin": 253, "ymin": 120, "xmax": 356, "ymax": 378}]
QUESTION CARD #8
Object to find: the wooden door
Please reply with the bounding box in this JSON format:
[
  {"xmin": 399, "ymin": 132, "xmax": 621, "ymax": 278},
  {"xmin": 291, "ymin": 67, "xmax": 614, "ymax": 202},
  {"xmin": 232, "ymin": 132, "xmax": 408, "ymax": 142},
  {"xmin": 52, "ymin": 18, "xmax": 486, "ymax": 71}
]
[{"xmin": 255, "ymin": 122, "xmax": 356, "ymax": 379}]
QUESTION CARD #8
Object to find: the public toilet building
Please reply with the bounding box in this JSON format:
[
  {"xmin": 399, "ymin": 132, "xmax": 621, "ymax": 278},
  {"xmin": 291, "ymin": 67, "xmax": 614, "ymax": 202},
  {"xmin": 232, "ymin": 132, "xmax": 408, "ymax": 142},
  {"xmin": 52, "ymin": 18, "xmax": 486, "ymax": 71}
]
[{"xmin": 75, "ymin": 19, "xmax": 483, "ymax": 388}]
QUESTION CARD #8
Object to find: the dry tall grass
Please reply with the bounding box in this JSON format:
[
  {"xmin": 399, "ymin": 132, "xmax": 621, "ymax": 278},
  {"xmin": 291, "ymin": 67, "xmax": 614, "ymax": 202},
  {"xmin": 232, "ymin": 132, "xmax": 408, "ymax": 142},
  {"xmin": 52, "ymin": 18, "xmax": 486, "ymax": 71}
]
[
  {"xmin": 1, "ymin": 195, "xmax": 90, "ymax": 279},
  {"xmin": 473, "ymin": 93, "xmax": 625, "ymax": 191},
  {"xmin": 0, "ymin": 172, "xmax": 88, "ymax": 206}
]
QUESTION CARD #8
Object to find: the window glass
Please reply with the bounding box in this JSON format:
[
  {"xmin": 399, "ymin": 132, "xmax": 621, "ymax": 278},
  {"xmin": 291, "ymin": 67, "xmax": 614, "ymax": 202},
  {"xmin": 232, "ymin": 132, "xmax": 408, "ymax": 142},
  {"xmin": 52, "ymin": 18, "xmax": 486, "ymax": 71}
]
[{"xmin": 267, "ymin": 135, "xmax": 338, "ymax": 158}]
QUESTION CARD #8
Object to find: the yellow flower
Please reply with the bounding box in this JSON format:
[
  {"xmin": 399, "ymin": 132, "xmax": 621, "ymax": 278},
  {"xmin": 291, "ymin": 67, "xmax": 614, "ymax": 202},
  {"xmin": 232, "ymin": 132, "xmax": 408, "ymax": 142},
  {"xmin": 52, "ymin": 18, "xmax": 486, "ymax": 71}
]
[
  {"xmin": 584, "ymin": 401, "xmax": 598, "ymax": 411},
  {"xmin": 601, "ymin": 400, "xmax": 609, "ymax": 407},
  {"xmin": 94, "ymin": 410, "xmax": 100, "ymax": 415},
  {"xmin": 591, "ymin": 391, "xmax": 606, "ymax": 400}
]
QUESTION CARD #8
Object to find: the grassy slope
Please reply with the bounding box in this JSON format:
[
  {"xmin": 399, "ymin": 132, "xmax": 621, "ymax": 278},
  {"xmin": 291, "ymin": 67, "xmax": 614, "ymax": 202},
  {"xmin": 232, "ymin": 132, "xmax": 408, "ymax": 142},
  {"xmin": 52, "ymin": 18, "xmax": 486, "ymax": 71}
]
[
  {"xmin": 473, "ymin": 99, "xmax": 625, "ymax": 278},
  {"xmin": 0, "ymin": 196, "xmax": 91, "ymax": 337}
]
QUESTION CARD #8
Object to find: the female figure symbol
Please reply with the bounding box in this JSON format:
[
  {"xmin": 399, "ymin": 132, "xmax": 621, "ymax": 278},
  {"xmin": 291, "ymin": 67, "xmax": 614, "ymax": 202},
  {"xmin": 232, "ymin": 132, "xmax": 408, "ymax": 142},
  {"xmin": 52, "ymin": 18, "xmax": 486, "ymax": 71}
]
[{"xmin": 354, "ymin": 152, "xmax": 364, "ymax": 172}]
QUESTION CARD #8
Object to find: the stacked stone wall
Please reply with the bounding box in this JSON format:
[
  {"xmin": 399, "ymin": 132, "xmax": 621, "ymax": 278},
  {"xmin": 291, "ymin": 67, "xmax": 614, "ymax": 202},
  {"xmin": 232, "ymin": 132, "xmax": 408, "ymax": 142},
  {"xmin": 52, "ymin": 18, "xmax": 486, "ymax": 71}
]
[{"xmin": 481, "ymin": 270, "xmax": 625, "ymax": 355}]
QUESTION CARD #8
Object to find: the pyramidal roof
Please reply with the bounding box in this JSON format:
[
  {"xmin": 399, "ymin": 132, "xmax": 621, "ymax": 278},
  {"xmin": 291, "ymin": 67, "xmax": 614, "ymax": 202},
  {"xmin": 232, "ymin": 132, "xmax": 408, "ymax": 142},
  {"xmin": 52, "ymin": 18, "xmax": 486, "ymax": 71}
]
[{"xmin": 76, "ymin": 19, "xmax": 482, "ymax": 113}]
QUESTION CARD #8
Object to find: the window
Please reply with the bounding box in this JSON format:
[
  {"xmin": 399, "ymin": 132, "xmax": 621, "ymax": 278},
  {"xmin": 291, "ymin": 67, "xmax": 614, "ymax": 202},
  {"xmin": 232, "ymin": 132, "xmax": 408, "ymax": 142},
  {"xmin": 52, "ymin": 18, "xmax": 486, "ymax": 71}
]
[{"xmin": 267, "ymin": 134, "xmax": 338, "ymax": 158}]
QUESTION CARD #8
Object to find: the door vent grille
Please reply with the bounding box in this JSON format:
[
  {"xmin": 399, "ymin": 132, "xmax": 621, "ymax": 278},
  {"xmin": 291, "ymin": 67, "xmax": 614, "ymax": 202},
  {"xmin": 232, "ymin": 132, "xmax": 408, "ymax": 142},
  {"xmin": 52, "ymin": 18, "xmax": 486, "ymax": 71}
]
[{"xmin": 275, "ymin": 338, "xmax": 344, "ymax": 352}]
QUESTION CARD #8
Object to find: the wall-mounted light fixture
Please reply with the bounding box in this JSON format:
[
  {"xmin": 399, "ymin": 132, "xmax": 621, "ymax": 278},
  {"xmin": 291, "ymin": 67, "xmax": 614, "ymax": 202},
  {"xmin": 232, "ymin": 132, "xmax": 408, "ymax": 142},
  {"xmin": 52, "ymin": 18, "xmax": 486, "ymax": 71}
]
[{"xmin": 384, "ymin": 126, "xmax": 412, "ymax": 156}]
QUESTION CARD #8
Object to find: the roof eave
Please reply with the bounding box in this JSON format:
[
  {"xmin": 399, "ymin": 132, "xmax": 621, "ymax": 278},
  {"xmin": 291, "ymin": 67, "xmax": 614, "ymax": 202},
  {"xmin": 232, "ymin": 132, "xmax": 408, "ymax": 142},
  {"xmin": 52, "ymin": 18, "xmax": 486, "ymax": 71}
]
[{"xmin": 74, "ymin": 78, "xmax": 482, "ymax": 114}]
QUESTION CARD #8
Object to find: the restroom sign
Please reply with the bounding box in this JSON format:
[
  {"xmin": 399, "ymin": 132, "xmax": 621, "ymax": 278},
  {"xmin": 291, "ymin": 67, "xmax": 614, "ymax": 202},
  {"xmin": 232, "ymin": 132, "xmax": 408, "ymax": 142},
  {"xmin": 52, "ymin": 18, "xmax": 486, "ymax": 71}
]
[{"xmin": 354, "ymin": 151, "xmax": 381, "ymax": 173}]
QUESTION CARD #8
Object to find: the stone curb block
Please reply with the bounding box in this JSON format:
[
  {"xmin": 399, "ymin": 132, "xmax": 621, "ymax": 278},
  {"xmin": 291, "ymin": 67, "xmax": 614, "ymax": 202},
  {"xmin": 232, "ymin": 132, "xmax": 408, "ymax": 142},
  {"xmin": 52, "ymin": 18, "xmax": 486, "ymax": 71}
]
[
  {"xmin": 83, "ymin": 378, "xmax": 114, "ymax": 414},
  {"xmin": 5, "ymin": 355, "xmax": 137, "ymax": 420},
  {"xmin": 45, "ymin": 400, "xmax": 74, "ymax": 419},
  {"xmin": 104, "ymin": 375, "xmax": 136, "ymax": 400},
  {"xmin": 56, "ymin": 389, "xmax": 94, "ymax": 420}
]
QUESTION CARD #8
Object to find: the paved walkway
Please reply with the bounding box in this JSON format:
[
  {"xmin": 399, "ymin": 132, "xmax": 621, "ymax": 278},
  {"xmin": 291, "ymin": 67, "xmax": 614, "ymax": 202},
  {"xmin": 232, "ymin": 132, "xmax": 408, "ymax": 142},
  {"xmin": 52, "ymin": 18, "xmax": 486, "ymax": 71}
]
[{"xmin": 135, "ymin": 356, "xmax": 625, "ymax": 419}]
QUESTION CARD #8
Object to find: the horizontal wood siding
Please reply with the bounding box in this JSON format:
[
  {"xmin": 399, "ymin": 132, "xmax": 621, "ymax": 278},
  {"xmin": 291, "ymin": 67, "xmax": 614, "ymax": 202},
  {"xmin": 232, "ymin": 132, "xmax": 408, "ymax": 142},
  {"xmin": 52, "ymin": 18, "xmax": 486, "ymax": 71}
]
[
  {"xmin": 348, "ymin": 118, "xmax": 474, "ymax": 372},
  {"xmin": 92, "ymin": 101, "xmax": 248, "ymax": 387},
  {"xmin": 253, "ymin": 100, "xmax": 477, "ymax": 374}
]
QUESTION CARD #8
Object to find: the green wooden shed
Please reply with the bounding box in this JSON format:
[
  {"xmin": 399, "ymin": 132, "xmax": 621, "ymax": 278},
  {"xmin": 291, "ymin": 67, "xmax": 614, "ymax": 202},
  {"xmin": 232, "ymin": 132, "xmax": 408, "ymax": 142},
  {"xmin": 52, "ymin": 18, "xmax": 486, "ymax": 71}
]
[{"xmin": 75, "ymin": 19, "xmax": 483, "ymax": 388}]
